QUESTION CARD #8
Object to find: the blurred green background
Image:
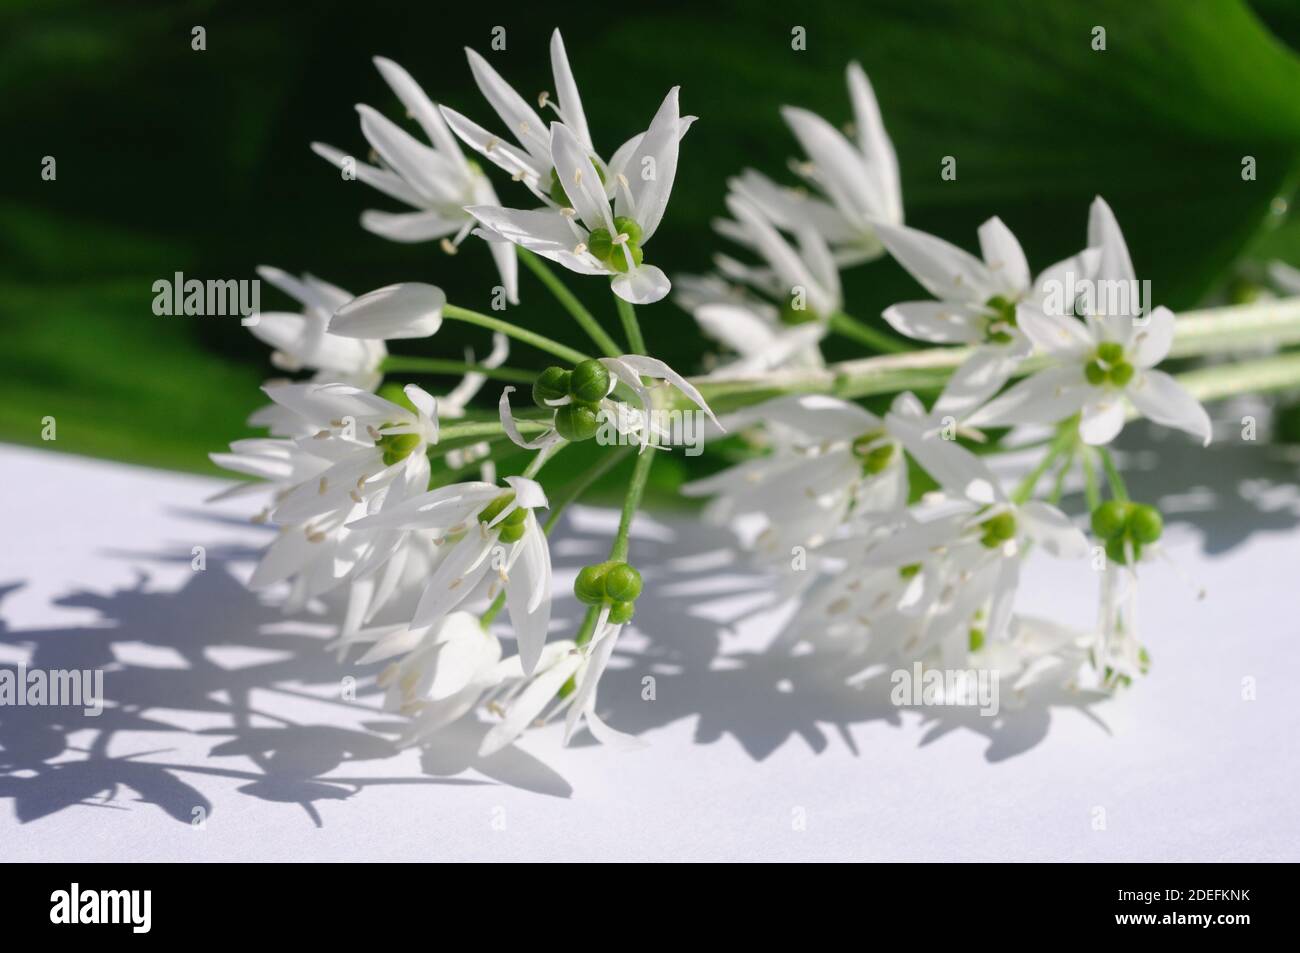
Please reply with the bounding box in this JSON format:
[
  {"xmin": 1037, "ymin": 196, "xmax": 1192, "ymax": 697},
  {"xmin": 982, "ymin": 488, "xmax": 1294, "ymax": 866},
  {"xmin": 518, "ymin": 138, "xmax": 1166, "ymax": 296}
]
[{"xmin": 4, "ymin": 0, "xmax": 1300, "ymax": 485}]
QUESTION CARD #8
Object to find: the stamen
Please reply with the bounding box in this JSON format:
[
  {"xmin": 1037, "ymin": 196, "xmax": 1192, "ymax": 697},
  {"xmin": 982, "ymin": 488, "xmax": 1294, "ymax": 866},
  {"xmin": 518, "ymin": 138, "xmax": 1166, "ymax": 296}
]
[
  {"xmin": 440, "ymin": 238, "xmax": 458, "ymax": 255},
  {"xmin": 318, "ymin": 477, "xmax": 328, "ymax": 495}
]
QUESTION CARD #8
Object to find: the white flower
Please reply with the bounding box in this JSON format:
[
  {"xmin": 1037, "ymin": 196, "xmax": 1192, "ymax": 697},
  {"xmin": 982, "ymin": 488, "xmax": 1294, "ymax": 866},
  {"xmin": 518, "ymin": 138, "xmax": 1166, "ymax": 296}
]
[
  {"xmin": 967, "ymin": 199, "xmax": 1212, "ymax": 446},
  {"xmin": 464, "ymin": 88, "xmax": 687, "ymax": 304},
  {"xmin": 311, "ymin": 57, "xmax": 517, "ymax": 302},
  {"xmin": 440, "ymin": 30, "xmax": 597, "ymax": 204},
  {"xmin": 363, "ymin": 611, "xmax": 505, "ymax": 717},
  {"xmin": 328, "ymin": 281, "xmax": 446, "ymax": 341},
  {"xmin": 875, "ymin": 217, "xmax": 1099, "ymax": 419},
  {"xmin": 715, "ymin": 190, "xmax": 842, "ymax": 319},
  {"xmin": 681, "ymin": 391, "xmax": 996, "ymax": 561},
  {"xmin": 739, "ymin": 63, "xmax": 902, "ymax": 266},
  {"xmin": 674, "ymin": 274, "xmax": 826, "ymax": 378},
  {"xmin": 347, "ymin": 475, "xmax": 553, "ymax": 674},
  {"xmin": 249, "ymin": 267, "xmax": 385, "ymax": 387}
]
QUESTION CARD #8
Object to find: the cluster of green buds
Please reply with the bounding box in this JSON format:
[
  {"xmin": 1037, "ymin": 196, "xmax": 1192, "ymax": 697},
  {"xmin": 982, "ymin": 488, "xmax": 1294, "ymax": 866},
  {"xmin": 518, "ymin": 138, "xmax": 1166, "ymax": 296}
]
[
  {"xmin": 978, "ymin": 510, "xmax": 1017, "ymax": 549},
  {"xmin": 851, "ymin": 429, "xmax": 896, "ymax": 475},
  {"xmin": 573, "ymin": 560, "xmax": 643, "ymax": 624},
  {"xmin": 982, "ymin": 294, "xmax": 1019, "ymax": 344},
  {"xmin": 1085, "ymin": 340, "xmax": 1135, "ymax": 388},
  {"xmin": 533, "ymin": 358, "xmax": 613, "ymax": 442},
  {"xmin": 477, "ymin": 491, "xmax": 528, "ymax": 543},
  {"xmin": 586, "ymin": 216, "xmax": 644, "ymax": 273},
  {"xmin": 1090, "ymin": 499, "xmax": 1162, "ymax": 564}
]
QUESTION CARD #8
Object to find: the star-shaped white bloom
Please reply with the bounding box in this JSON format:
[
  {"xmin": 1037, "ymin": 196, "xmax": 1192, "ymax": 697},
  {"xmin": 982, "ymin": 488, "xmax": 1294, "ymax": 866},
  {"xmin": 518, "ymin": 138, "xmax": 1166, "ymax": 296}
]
[
  {"xmin": 682, "ymin": 391, "xmax": 997, "ymax": 562},
  {"xmin": 733, "ymin": 63, "xmax": 902, "ymax": 266},
  {"xmin": 347, "ymin": 475, "xmax": 553, "ymax": 675},
  {"xmin": 464, "ymin": 88, "xmax": 687, "ymax": 304},
  {"xmin": 674, "ymin": 274, "xmax": 826, "ymax": 379},
  {"xmin": 875, "ymin": 217, "xmax": 1099, "ymax": 419},
  {"xmin": 966, "ymin": 199, "xmax": 1212, "ymax": 446},
  {"xmin": 311, "ymin": 57, "xmax": 517, "ymax": 302}
]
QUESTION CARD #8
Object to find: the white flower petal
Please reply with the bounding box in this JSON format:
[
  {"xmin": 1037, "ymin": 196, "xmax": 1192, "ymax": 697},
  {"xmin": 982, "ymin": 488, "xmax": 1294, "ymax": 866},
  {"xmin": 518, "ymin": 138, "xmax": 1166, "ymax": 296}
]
[
  {"xmin": 1019, "ymin": 501, "xmax": 1089, "ymax": 558},
  {"xmin": 977, "ymin": 216, "xmax": 1031, "ymax": 295},
  {"xmin": 465, "ymin": 205, "xmax": 606, "ymax": 275},
  {"xmin": 548, "ymin": 30, "xmax": 593, "ymax": 152},
  {"xmin": 478, "ymin": 652, "xmax": 582, "ymax": 757},
  {"xmin": 505, "ymin": 515, "xmax": 552, "ymax": 675},
  {"xmin": 330, "ymin": 282, "xmax": 444, "ymax": 339},
  {"xmin": 611, "ymin": 263, "xmax": 671, "ymax": 304},
  {"xmin": 1079, "ymin": 394, "xmax": 1127, "ymax": 445},
  {"xmin": 464, "ymin": 47, "xmax": 549, "ymax": 163},
  {"xmin": 360, "ymin": 208, "xmax": 462, "ymax": 243},
  {"xmin": 1127, "ymin": 369, "xmax": 1212, "ymax": 446},
  {"xmin": 875, "ymin": 222, "xmax": 995, "ymax": 303},
  {"xmin": 1129, "ymin": 305, "xmax": 1175, "ymax": 368},
  {"xmin": 614, "ymin": 87, "xmax": 681, "ymax": 242},
  {"xmin": 882, "ymin": 301, "xmax": 985, "ymax": 344},
  {"xmin": 965, "ymin": 365, "xmax": 1091, "ymax": 430}
]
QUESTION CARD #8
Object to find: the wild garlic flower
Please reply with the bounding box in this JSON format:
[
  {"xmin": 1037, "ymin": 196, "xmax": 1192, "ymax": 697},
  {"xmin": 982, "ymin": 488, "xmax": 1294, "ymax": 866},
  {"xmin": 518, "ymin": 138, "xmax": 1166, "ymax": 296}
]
[
  {"xmin": 312, "ymin": 57, "xmax": 517, "ymax": 302},
  {"xmin": 967, "ymin": 199, "xmax": 1212, "ymax": 446},
  {"xmin": 875, "ymin": 217, "xmax": 1096, "ymax": 418},
  {"xmin": 733, "ymin": 63, "xmax": 902, "ymax": 266},
  {"xmin": 673, "ymin": 274, "xmax": 826, "ymax": 378},
  {"xmin": 347, "ymin": 475, "xmax": 553, "ymax": 675},
  {"xmin": 466, "ymin": 88, "xmax": 687, "ymax": 304},
  {"xmin": 682, "ymin": 391, "xmax": 995, "ymax": 562}
]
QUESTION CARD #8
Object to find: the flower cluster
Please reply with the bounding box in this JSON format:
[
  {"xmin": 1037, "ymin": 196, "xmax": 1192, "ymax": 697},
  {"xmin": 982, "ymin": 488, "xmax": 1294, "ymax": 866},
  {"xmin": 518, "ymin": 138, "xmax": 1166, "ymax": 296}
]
[{"xmin": 215, "ymin": 29, "xmax": 1224, "ymax": 759}]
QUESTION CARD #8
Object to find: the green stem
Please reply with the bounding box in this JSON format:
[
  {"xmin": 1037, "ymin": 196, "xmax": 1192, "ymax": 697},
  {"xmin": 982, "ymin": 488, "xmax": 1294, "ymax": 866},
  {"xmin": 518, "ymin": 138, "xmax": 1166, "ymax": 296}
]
[
  {"xmin": 610, "ymin": 449, "xmax": 655, "ymax": 562},
  {"xmin": 517, "ymin": 248, "xmax": 622, "ymax": 358},
  {"xmin": 1047, "ymin": 445, "xmax": 1075, "ymax": 505},
  {"xmin": 1081, "ymin": 448, "xmax": 1101, "ymax": 511},
  {"xmin": 435, "ymin": 419, "xmax": 550, "ymax": 443},
  {"xmin": 443, "ymin": 303, "xmax": 589, "ymax": 365},
  {"xmin": 828, "ymin": 311, "xmax": 911, "ymax": 354},
  {"xmin": 380, "ymin": 355, "xmax": 534, "ymax": 384},
  {"xmin": 572, "ymin": 605, "xmax": 602, "ymax": 648},
  {"xmin": 1012, "ymin": 439, "xmax": 1067, "ymax": 504},
  {"xmin": 1098, "ymin": 447, "xmax": 1129, "ymax": 502},
  {"xmin": 690, "ymin": 296, "xmax": 1300, "ymax": 413},
  {"xmin": 614, "ymin": 295, "xmax": 645, "ymax": 355}
]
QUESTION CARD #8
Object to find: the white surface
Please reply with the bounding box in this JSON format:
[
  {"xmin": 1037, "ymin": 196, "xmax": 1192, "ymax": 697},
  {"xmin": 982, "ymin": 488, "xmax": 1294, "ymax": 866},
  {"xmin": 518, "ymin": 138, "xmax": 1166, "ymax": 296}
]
[{"xmin": 1, "ymin": 439, "xmax": 1298, "ymax": 862}]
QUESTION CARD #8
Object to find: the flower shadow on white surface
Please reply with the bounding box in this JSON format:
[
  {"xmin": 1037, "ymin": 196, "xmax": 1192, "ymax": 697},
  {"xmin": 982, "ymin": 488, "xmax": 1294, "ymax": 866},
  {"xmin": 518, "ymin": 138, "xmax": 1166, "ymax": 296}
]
[{"xmin": 0, "ymin": 561, "xmax": 568, "ymax": 831}]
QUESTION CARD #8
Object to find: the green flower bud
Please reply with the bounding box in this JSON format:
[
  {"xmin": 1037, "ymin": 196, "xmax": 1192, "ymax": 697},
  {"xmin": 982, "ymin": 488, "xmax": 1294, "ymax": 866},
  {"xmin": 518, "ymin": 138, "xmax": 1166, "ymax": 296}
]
[
  {"xmin": 498, "ymin": 521, "xmax": 526, "ymax": 543},
  {"xmin": 1090, "ymin": 500, "xmax": 1131, "ymax": 539},
  {"xmin": 898, "ymin": 563, "xmax": 921, "ymax": 579},
  {"xmin": 609, "ymin": 600, "xmax": 636, "ymax": 624},
  {"xmin": 554, "ymin": 403, "xmax": 600, "ymax": 442},
  {"xmin": 603, "ymin": 563, "xmax": 643, "ymax": 602},
  {"xmin": 1126, "ymin": 503, "xmax": 1163, "ymax": 544},
  {"xmin": 863, "ymin": 443, "xmax": 895, "ymax": 475},
  {"xmin": 504, "ymin": 504, "xmax": 529, "ymax": 527},
  {"xmin": 984, "ymin": 294, "xmax": 1018, "ymax": 327},
  {"xmin": 587, "ymin": 227, "xmax": 614, "ymax": 262},
  {"xmin": 1084, "ymin": 361, "xmax": 1107, "ymax": 386},
  {"xmin": 968, "ymin": 627, "xmax": 985, "ymax": 652},
  {"xmin": 477, "ymin": 492, "xmax": 516, "ymax": 525},
  {"xmin": 605, "ymin": 240, "xmax": 644, "ymax": 273},
  {"xmin": 379, "ymin": 431, "xmax": 421, "ymax": 466},
  {"xmin": 533, "ymin": 366, "xmax": 571, "ymax": 407},
  {"xmin": 569, "ymin": 359, "xmax": 611, "ymax": 404},
  {"xmin": 612, "ymin": 215, "xmax": 643, "ymax": 245},
  {"xmin": 574, "ymin": 563, "xmax": 612, "ymax": 605},
  {"xmin": 1108, "ymin": 360, "xmax": 1135, "ymax": 387},
  {"xmin": 1097, "ymin": 341, "xmax": 1124, "ymax": 365},
  {"xmin": 778, "ymin": 298, "xmax": 820, "ymax": 326},
  {"xmin": 1105, "ymin": 535, "xmax": 1139, "ymax": 566},
  {"xmin": 983, "ymin": 511, "xmax": 1017, "ymax": 542}
]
